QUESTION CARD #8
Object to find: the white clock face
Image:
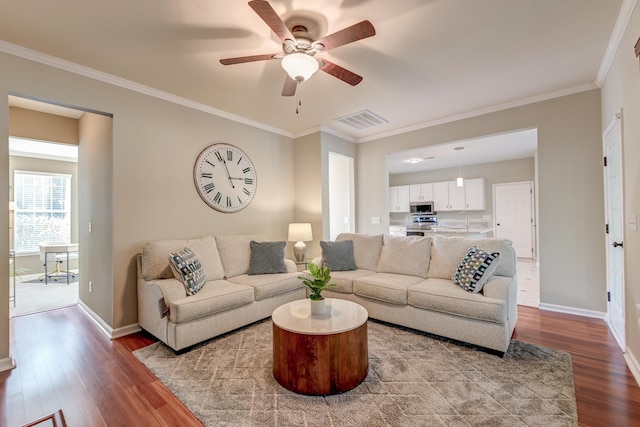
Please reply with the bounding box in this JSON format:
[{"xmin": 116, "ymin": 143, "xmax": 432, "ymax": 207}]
[{"xmin": 193, "ymin": 143, "xmax": 257, "ymax": 213}]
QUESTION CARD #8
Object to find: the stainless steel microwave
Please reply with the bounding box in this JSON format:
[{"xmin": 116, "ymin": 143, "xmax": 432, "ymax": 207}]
[{"xmin": 409, "ymin": 201, "xmax": 435, "ymax": 215}]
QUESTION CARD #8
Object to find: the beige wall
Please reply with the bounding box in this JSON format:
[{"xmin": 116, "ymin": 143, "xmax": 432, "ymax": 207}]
[
  {"xmin": 1, "ymin": 50, "xmax": 297, "ymax": 365},
  {"xmin": 356, "ymin": 90, "xmax": 605, "ymax": 314},
  {"xmin": 9, "ymin": 107, "xmax": 79, "ymax": 144},
  {"xmin": 600, "ymin": 3, "xmax": 640, "ymax": 375},
  {"xmin": 293, "ymin": 132, "xmax": 322, "ymax": 259}
]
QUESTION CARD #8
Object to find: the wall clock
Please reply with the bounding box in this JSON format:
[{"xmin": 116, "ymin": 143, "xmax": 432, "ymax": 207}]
[{"xmin": 193, "ymin": 143, "xmax": 257, "ymax": 213}]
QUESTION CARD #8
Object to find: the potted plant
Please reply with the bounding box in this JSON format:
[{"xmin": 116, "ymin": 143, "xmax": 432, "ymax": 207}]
[{"xmin": 298, "ymin": 262, "xmax": 336, "ymax": 315}]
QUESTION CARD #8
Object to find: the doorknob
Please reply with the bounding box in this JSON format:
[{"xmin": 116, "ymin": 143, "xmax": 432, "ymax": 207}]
[{"xmin": 612, "ymin": 241, "xmax": 624, "ymax": 248}]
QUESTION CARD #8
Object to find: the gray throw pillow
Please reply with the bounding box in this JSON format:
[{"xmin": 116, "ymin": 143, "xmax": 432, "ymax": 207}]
[
  {"xmin": 452, "ymin": 246, "xmax": 501, "ymax": 293},
  {"xmin": 320, "ymin": 240, "xmax": 357, "ymax": 271},
  {"xmin": 248, "ymin": 240, "xmax": 287, "ymax": 275}
]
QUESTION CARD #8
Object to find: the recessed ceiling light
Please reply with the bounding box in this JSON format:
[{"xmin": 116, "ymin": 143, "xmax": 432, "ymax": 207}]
[{"xmin": 408, "ymin": 158, "xmax": 422, "ymax": 164}]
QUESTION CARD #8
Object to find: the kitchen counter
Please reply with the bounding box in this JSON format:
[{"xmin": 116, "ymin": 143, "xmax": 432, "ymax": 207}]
[{"xmin": 424, "ymin": 226, "xmax": 494, "ymax": 237}]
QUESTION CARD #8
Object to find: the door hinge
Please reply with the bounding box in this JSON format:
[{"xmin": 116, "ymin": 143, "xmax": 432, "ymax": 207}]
[
  {"xmin": 606, "ymin": 224, "xmax": 609, "ymax": 234},
  {"xmin": 607, "ymin": 291, "xmax": 611, "ymax": 302},
  {"xmin": 604, "ymin": 156, "xmax": 607, "ymax": 167}
]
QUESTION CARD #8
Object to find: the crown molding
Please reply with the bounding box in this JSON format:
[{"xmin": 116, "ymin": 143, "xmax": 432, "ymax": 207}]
[
  {"xmin": 0, "ymin": 41, "xmax": 293, "ymax": 139},
  {"xmin": 596, "ymin": 0, "xmax": 638, "ymax": 84}
]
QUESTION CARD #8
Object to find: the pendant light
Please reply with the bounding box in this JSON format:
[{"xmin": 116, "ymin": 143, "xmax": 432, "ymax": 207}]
[{"xmin": 455, "ymin": 146, "xmax": 464, "ymax": 187}]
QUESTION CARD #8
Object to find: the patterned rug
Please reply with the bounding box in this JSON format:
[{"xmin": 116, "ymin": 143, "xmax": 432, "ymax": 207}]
[{"xmin": 134, "ymin": 319, "xmax": 578, "ymax": 427}]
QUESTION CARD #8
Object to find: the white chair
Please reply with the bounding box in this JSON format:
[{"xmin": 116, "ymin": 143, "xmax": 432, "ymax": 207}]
[{"xmin": 39, "ymin": 243, "xmax": 79, "ymax": 284}]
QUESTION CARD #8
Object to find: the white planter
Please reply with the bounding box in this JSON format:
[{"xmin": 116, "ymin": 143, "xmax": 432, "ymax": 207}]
[{"xmin": 310, "ymin": 298, "xmax": 327, "ymax": 315}]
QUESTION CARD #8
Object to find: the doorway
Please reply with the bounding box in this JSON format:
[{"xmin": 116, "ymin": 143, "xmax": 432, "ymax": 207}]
[
  {"xmin": 603, "ymin": 113, "xmax": 625, "ymax": 350},
  {"xmin": 328, "ymin": 152, "xmax": 355, "ymax": 241}
]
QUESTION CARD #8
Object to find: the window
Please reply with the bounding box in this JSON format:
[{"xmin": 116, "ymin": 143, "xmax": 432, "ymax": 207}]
[{"xmin": 13, "ymin": 171, "xmax": 72, "ymax": 254}]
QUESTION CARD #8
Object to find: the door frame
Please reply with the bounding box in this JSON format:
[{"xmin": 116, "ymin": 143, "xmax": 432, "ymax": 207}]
[{"xmin": 602, "ymin": 111, "xmax": 626, "ymax": 351}]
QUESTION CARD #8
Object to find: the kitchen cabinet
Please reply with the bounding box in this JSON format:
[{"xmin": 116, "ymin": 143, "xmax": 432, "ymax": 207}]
[
  {"xmin": 433, "ymin": 181, "xmax": 465, "ymax": 211},
  {"xmin": 409, "ymin": 183, "xmax": 434, "ymax": 202},
  {"xmin": 464, "ymin": 178, "xmax": 486, "ymax": 210},
  {"xmin": 389, "ymin": 185, "xmax": 410, "ymax": 212}
]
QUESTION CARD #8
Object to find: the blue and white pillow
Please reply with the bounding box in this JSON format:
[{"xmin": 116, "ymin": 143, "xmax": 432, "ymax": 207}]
[
  {"xmin": 452, "ymin": 246, "xmax": 501, "ymax": 293},
  {"xmin": 168, "ymin": 247, "xmax": 207, "ymax": 295}
]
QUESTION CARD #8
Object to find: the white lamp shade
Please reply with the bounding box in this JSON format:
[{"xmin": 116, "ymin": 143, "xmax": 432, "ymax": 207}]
[
  {"xmin": 288, "ymin": 223, "xmax": 313, "ymax": 242},
  {"xmin": 281, "ymin": 53, "xmax": 319, "ymax": 81}
]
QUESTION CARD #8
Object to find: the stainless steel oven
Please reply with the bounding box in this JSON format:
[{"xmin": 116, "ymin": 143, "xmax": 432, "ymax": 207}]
[{"xmin": 406, "ymin": 214, "xmax": 437, "ymax": 236}]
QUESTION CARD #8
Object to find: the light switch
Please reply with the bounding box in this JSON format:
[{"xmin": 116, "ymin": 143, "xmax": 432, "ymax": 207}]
[
  {"xmin": 88, "ymin": 222, "xmax": 92, "ymax": 233},
  {"xmin": 630, "ymin": 213, "xmax": 637, "ymax": 232},
  {"xmin": 371, "ymin": 216, "xmax": 381, "ymax": 224}
]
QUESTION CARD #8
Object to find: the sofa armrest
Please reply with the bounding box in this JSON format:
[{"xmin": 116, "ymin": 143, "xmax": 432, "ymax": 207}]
[
  {"xmin": 285, "ymin": 258, "xmax": 296, "ymax": 273},
  {"xmin": 482, "ymin": 275, "xmax": 512, "ymax": 301}
]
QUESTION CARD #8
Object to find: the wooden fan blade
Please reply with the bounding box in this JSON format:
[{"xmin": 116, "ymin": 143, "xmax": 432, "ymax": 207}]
[
  {"xmin": 319, "ymin": 59, "xmax": 363, "ymax": 86},
  {"xmin": 220, "ymin": 53, "xmax": 278, "ymax": 65},
  {"xmin": 282, "ymin": 75, "xmax": 297, "ymax": 96},
  {"xmin": 248, "ymin": 0, "xmax": 295, "ymax": 43},
  {"xmin": 313, "ymin": 20, "xmax": 375, "ymax": 52}
]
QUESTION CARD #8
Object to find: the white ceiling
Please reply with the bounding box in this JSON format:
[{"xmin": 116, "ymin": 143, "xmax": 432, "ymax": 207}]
[{"xmin": 0, "ymin": 0, "xmax": 625, "ymax": 145}]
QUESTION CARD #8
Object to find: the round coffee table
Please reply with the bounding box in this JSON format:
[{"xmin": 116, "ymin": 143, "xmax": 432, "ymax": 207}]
[{"xmin": 272, "ymin": 298, "xmax": 368, "ymax": 395}]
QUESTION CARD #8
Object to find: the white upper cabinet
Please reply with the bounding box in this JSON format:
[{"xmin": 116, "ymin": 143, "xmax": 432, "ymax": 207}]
[
  {"xmin": 389, "ymin": 185, "xmax": 410, "ymax": 212},
  {"xmin": 464, "ymin": 178, "xmax": 486, "ymax": 210},
  {"xmin": 448, "ymin": 182, "xmax": 466, "ymax": 210},
  {"xmin": 409, "ymin": 183, "xmax": 434, "ymax": 202},
  {"xmin": 432, "ymin": 181, "xmax": 450, "ymax": 211}
]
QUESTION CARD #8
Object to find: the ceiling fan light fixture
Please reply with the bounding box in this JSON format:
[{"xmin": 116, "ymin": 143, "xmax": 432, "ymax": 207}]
[{"xmin": 281, "ymin": 52, "xmax": 319, "ymax": 81}]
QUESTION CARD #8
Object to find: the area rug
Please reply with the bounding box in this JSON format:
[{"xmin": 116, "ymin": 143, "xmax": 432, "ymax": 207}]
[
  {"xmin": 134, "ymin": 319, "xmax": 578, "ymax": 427},
  {"xmin": 11, "ymin": 278, "xmax": 78, "ymax": 317}
]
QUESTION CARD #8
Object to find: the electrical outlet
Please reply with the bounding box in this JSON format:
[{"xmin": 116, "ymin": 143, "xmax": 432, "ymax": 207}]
[
  {"xmin": 89, "ymin": 280, "xmax": 92, "ymax": 293},
  {"xmin": 88, "ymin": 222, "xmax": 92, "ymax": 233}
]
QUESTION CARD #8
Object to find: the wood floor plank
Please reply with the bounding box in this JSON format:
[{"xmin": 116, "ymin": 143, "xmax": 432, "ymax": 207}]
[{"xmin": 1, "ymin": 305, "xmax": 639, "ymax": 426}]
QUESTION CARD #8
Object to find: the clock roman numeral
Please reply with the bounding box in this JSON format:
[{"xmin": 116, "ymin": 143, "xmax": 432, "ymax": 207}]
[
  {"xmin": 215, "ymin": 151, "xmax": 223, "ymax": 162},
  {"xmin": 213, "ymin": 192, "xmax": 222, "ymax": 204},
  {"xmin": 244, "ymin": 178, "xmax": 253, "ymax": 185},
  {"xmin": 226, "ymin": 196, "xmax": 232, "ymax": 207},
  {"xmin": 243, "ymin": 167, "xmax": 251, "ymax": 174},
  {"xmin": 227, "ymin": 150, "xmax": 233, "ymax": 161},
  {"xmin": 205, "ymin": 160, "xmax": 216, "ymax": 168},
  {"xmin": 203, "ymin": 183, "xmax": 215, "ymax": 193},
  {"xmin": 238, "ymin": 196, "xmax": 243, "ymax": 204},
  {"xmin": 237, "ymin": 156, "xmax": 243, "ymax": 165},
  {"xmin": 201, "ymin": 172, "xmax": 212, "ymax": 179},
  {"xmin": 243, "ymin": 188, "xmax": 250, "ymax": 196}
]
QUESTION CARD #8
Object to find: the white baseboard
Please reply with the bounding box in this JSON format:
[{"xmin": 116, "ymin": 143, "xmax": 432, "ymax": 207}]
[
  {"xmin": 538, "ymin": 303, "xmax": 606, "ymax": 319},
  {"xmin": 78, "ymin": 301, "xmax": 141, "ymax": 340},
  {"xmin": 624, "ymin": 347, "xmax": 640, "ymax": 387},
  {"xmin": 0, "ymin": 356, "xmax": 16, "ymax": 373}
]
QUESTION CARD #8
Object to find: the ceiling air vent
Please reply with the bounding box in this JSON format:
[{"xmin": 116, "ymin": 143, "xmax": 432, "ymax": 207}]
[{"xmin": 335, "ymin": 109, "xmax": 388, "ymax": 129}]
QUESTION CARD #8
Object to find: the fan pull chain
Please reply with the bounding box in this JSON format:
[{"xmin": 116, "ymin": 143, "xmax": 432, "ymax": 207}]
[{"xmin": 295, "ymin": 80, "xmax": 302, "ymax": 114}]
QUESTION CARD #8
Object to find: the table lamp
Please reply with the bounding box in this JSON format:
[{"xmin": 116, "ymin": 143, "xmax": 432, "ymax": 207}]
[{"xmin": 288, "ymin": 223, "xmax": 313, "ymax": 262}]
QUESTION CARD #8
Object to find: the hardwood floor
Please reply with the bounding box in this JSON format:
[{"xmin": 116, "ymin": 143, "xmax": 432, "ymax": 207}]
[{"xmin": 1, "ymin": 305, "xmax": 639, "ymax": 427}]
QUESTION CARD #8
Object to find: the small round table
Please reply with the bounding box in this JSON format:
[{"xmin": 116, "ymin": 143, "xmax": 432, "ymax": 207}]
[{"xmin": 272, "ymin": 298, "xmax": 369, "ymax": 396}]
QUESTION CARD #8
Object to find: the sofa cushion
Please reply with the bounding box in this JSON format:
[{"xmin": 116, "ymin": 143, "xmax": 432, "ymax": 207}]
[
  {"xmin": 353, "ymin": 273, "xmax": 424, "ymax": 305},
  {"xmin": 169, "ymin": 280, "xmax": 255, "ymax": 324},
  {"xmin": 376, "ymin": 235, "xmax": 432, "ymax": 279},
  {"xmin": 452, "ymin": 246, "xmax": 501, "ymax": 293},
  {"xmin": 327, "ymin": 269, "xmax": 376, "ymax": 293},
  {"xmin": 408, "ymin": 278, "xmax": 507, "ymax": 323},
  {"xmin": 168, "ymin": 247, "xmax": 207, "ymax": 295},
  {"xmin": 320, "ymin": 240, "xmax": 357, "ymax": 271},
  {"xmin": 215, "ymin": 235, "xmax": 266, "ymax": 278},
  {"xmin": 142, "ymin": 236, "xmax": 225, "ymax": 281},
  {"xmin": 227, "ymin": 272, "xmax": 301, "ymax": 301},
  {"xmin": 428, "ymin": 236, "xmax": 516, "ymax": 279},
  {"xmin": 336, "ymin": 233, "xmax": 383, "ymax": 271},
  {"xmin": 248, "ymin": 240, "xmax": 287, "ymax": 275}
]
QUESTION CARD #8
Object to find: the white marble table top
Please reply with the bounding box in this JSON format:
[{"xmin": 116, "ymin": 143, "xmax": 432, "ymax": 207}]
[{"xmin": 272, "ymin": 298, "xmax": 368, "ymax": 336}]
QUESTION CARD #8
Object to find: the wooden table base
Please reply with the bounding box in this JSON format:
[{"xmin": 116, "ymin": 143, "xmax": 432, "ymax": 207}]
[{"xmin": 272, "ymin": 322, "xmax": 368, "ymax": 396}]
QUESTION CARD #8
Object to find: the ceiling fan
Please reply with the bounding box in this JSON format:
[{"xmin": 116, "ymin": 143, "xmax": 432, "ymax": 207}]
[{"xmin": 220, "ymin": 0, "xmax": 376, "ymax": 97}]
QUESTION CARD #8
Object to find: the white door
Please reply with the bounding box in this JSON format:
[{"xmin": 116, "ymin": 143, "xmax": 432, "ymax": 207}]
[
  {"xmin": 603, "ymin": 115, "xmax": 625, "ymax": 350},
  {"xmin": 494, "ymin": 182, "xmax": 534, "ymax": 258}
]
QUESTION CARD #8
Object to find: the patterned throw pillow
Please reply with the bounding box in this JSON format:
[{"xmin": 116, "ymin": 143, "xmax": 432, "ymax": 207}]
[
  {"xmin": 452, "ymin": 246, "xmax": 501, "ymax": 293},
  {"xmin": 320, "ymin": 240, "xmax": 357, "ymax": 271},
  {"xmin": 168, "ymin": 247, "xmax": 207, "ymax": 295}
]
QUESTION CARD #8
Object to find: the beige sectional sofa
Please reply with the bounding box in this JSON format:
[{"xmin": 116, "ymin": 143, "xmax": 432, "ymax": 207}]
[
  {"xmin": 314, "ymin": 233, "xmax": 518, "ymax": 354},
  {"xmin": 136, "ymin": 235, "xmax": 305, "ymax": 351}
]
